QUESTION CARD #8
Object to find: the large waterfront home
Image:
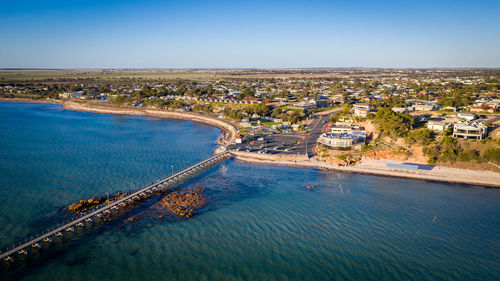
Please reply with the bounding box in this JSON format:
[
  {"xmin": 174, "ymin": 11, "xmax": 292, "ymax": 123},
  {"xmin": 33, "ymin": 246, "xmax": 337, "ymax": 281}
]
[{"xmin": 453, "ymin": 121, "xmax": 488, "ymax": 140}]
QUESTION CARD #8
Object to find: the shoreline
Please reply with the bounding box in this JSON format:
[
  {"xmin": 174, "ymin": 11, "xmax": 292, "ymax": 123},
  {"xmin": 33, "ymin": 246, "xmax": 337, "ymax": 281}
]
[
  {"xmin": 231, "ymin": 152, "xmax": 500, "ymax": 188},
  {"xmin": 2, "ymin": 98, "xmax": 499, "ymax": 187},
  {"xmin": 0, "ymin": 97, "xmax": 63, "ymax": 104},
  {"xmin": 60, "ymin": 102, "xmax": 237, "ymax": 147},
  {"xmin": 0, "ymin": 98, "xmax": 236, "ymax": 146}
]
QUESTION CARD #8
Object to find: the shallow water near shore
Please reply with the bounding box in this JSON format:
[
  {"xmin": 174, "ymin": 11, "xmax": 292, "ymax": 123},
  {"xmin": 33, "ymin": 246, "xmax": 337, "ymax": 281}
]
[{"xmin": 1, "ymin": 102, "xmax": 500, "ymax": 281}]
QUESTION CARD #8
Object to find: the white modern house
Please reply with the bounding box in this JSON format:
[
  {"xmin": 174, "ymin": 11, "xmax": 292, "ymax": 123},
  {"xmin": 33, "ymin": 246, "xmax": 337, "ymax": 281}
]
[
  {"xmin": 353, "ymin": 104, "xmax": 372, "ymax": 117},
  {"xmin": 391, "ymin": 107, "xmax": 409, "ymax": 114},
  {"xmin": 427, "ymin": 119, "xmax": 451, "ymax": 132},
  {"xmin": 412, "ymin": 103, "xmax": 439, "ymax": 111},
  {"xmin": 354, "ymin": 107, "xmax": 370, "ymax": 117},
  {"xmin": 453, "ymin": 121, "xmax": 488, "ymax": 140},
  {"xmin": 457, "ymin": 112, "xmax": 476, "ymax": 121}
]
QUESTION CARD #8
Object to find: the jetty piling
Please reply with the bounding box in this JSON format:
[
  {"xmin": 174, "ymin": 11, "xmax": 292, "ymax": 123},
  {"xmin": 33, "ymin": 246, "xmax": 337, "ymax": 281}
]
[{"xmin": 0, "ymin": 151, "xmax": 231, "ymax": 264}]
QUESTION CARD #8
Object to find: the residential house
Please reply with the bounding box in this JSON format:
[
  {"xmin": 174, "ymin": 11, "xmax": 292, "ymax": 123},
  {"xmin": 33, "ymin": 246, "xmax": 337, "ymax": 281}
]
[
  {"xmin": 392, "ymin": 107, "xmax": 409, "ymax": 114},
  {"xmin": 427, "ymin": 119, "xmax": 451, "ymax": 132},
  {"xmin": 457, "ymin": 112, "xmax": 476, "ymax": 121},
  {"xmin": 453, "ymin": 121, "xmax": 488, "ymax": 140}
]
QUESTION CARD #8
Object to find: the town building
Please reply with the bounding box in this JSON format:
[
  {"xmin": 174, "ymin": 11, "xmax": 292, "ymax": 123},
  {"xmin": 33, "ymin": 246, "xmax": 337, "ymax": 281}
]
[
  {"xmin": 59, "ymin": 91, "xmax": 84, "ymax": 99},
  {"xmin": 261, "ymin": 116, "xmax": 282, "ymax": 123},
  {"xmin": 412, "ymin": 103, "xmax": 439, "ymax": 111},
  {"xmin": 391, "ymin": 107, "xmax": 409, "ymax": 114},
  {"xmin": 354, "ymin": 107, "xmax": 370, "ymax": 117},
  {"xmin": 453, "ymin": 121, "xmax": 488, "ymax": 140},
  {"xmin": 289, "ymin": 98, "xmax": 329, "ymax": 109},
  {"xmin": 442, "ymin": 106, "xmax": 457, "ymax": 112},
  {"xmin": 352, "ymin": 104, "xmax": 373, "ymax": 117},
  {"xmin": 470, "ymin": 103, "xmax": 498, "ymax": 113},
  {"xmin": 457, "ymin": 112, "xmax": 476, "ymax": 121},
  {"xmin": 330, "ymin": 124, "xmax": 365, "ymax": 134},
  {"xmin": 318, "ymin": 125, "xmax": 366, "ymax": 150},
  {"xmin": 427, "ymin": 119, "xmax": 451, "ymax": 132}
]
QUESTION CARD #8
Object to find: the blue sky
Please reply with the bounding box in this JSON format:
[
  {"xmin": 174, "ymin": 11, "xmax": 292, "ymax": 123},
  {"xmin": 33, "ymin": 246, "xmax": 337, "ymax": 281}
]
[{"xmin": 1, "ymin": 0, "xmax": 499, "ymax": 68}]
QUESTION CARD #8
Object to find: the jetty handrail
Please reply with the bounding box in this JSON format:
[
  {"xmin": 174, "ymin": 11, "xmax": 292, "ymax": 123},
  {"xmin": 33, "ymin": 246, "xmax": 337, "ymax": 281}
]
[{"xmin": 0, "ymin": 151, "xmax": 230, "ymax": 260}]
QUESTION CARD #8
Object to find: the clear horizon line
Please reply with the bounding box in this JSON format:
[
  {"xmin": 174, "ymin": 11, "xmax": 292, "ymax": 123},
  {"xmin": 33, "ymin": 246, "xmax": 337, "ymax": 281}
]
[{"xmin": 1, "ymin": 67, "xmax": 500, "ymax": 71}]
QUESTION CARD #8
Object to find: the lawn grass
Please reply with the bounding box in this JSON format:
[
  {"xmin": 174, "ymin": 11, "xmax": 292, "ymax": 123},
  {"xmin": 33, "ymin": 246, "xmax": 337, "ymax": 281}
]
[{"xmin": 280, "ymin": 106, "xmax": 304, "ymax": 113}]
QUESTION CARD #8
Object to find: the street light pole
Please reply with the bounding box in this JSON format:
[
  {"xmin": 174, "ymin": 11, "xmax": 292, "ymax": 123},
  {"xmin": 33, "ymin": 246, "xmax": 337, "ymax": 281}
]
[
  {"xmin": 171, "ymin": 165, "xmax": 174, "ymax": 175},
  {"xmin": 305, "ymin": 136, "xmax": 308, "ymax": 157}
]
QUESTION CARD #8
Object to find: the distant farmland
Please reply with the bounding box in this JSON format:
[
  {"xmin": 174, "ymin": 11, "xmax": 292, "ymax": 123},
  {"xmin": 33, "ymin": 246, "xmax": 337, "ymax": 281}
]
[
  {"xmin": 0, "ymin": 68, "xmax": 354, "ymax": 83},
  {"xmin": 1, "ymin": 68, "xmax": 498, "ymax": 83},
  {"xmin": 0, "ymin": 69, "xmax": 223, "ymax": 82}
]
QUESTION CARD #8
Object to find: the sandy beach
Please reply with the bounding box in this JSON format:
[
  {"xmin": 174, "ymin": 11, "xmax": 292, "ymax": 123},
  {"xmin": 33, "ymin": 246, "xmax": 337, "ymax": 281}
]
[
  {"xmin": 0, "ymin": 97, "xmax": 63, "ymax": 104},
  {"xmin": 62, "ymin": 102, "xmax": 237, "ymax": 146},
  {"xmin": 58, "ymin": 102, "xmax": 500, "ymax": 188},
  {"xmin": 231, "ymin": 152, "xmax": 500, "ymax": 187},
  {"xmin": 3, "ymin": 99, "xmax": 498, "ymax": 187}
]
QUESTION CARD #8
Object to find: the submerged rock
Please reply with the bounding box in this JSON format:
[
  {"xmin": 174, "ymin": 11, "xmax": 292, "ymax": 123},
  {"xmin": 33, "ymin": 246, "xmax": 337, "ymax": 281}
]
[
  {"xmin": 156, "ymin": 187, "xmax": 206, "ymax": 218},
  {"xmin": 68, "ymin": 192, "xmax": 128, "ymax": 214},
  {"xmin": 68, "ymin": 196, "xmax": 105, "ymax": 213}
]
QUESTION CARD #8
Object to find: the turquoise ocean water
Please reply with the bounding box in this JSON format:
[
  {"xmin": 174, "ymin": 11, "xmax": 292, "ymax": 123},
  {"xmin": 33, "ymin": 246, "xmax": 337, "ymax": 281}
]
[{"xmin": 0, "ymin": 102, "xmax": 499, "ymax": 280}]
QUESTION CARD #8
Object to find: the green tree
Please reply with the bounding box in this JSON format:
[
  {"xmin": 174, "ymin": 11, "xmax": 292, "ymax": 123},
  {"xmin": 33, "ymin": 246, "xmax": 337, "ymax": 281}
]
[
  {"xmin": 405, "ymin": 128, "xmax": 434, "ymax": 145},
  {"xmin": 282, "ymin": 111, "xmax": 302, "ymax": 124},
  {"xmin": 458, "ymin": 149, "xmax": 480, "ymax": 162},
  {"xmin": 374, "ymin": 107, "xmax": 415, "ymax": 139},
  {"xmin": 250, "ymin": 103, "xmax": 271, "ymax": 116},
  {"xmin": 423, "ymin": 144, "xmax": 440, "ymax": 164},
  {"xmin": 483, "ymin": 148, "xmax": 500, "ymax": 163},
  {"xmin": 271, "ymin": 108, "xmax": 282, "ymax": 118}
]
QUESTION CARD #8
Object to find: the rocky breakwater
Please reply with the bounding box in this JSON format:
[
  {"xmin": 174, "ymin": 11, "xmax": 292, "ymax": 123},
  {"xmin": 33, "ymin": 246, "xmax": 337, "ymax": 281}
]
[
  {"xmin": 155, "ymin": 187, "xmax": 206, "ymax": 218},
  {"xmin": 68, "ymin": 192, "xmax": 127, "ymax": 214}
]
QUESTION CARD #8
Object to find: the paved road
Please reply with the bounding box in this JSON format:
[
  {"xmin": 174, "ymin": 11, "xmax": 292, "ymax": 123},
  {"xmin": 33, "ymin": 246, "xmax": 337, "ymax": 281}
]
[
  {"xmin": 229, "ymin": 109, "xmax": 338, "ymax": 157},
  {"xmin": 303, "ymin": 113, "xmax": 332, "ymax": 155},
  {"xmin": 484, "ymin": 114, "xmax": 500, "ymax": 123}
]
